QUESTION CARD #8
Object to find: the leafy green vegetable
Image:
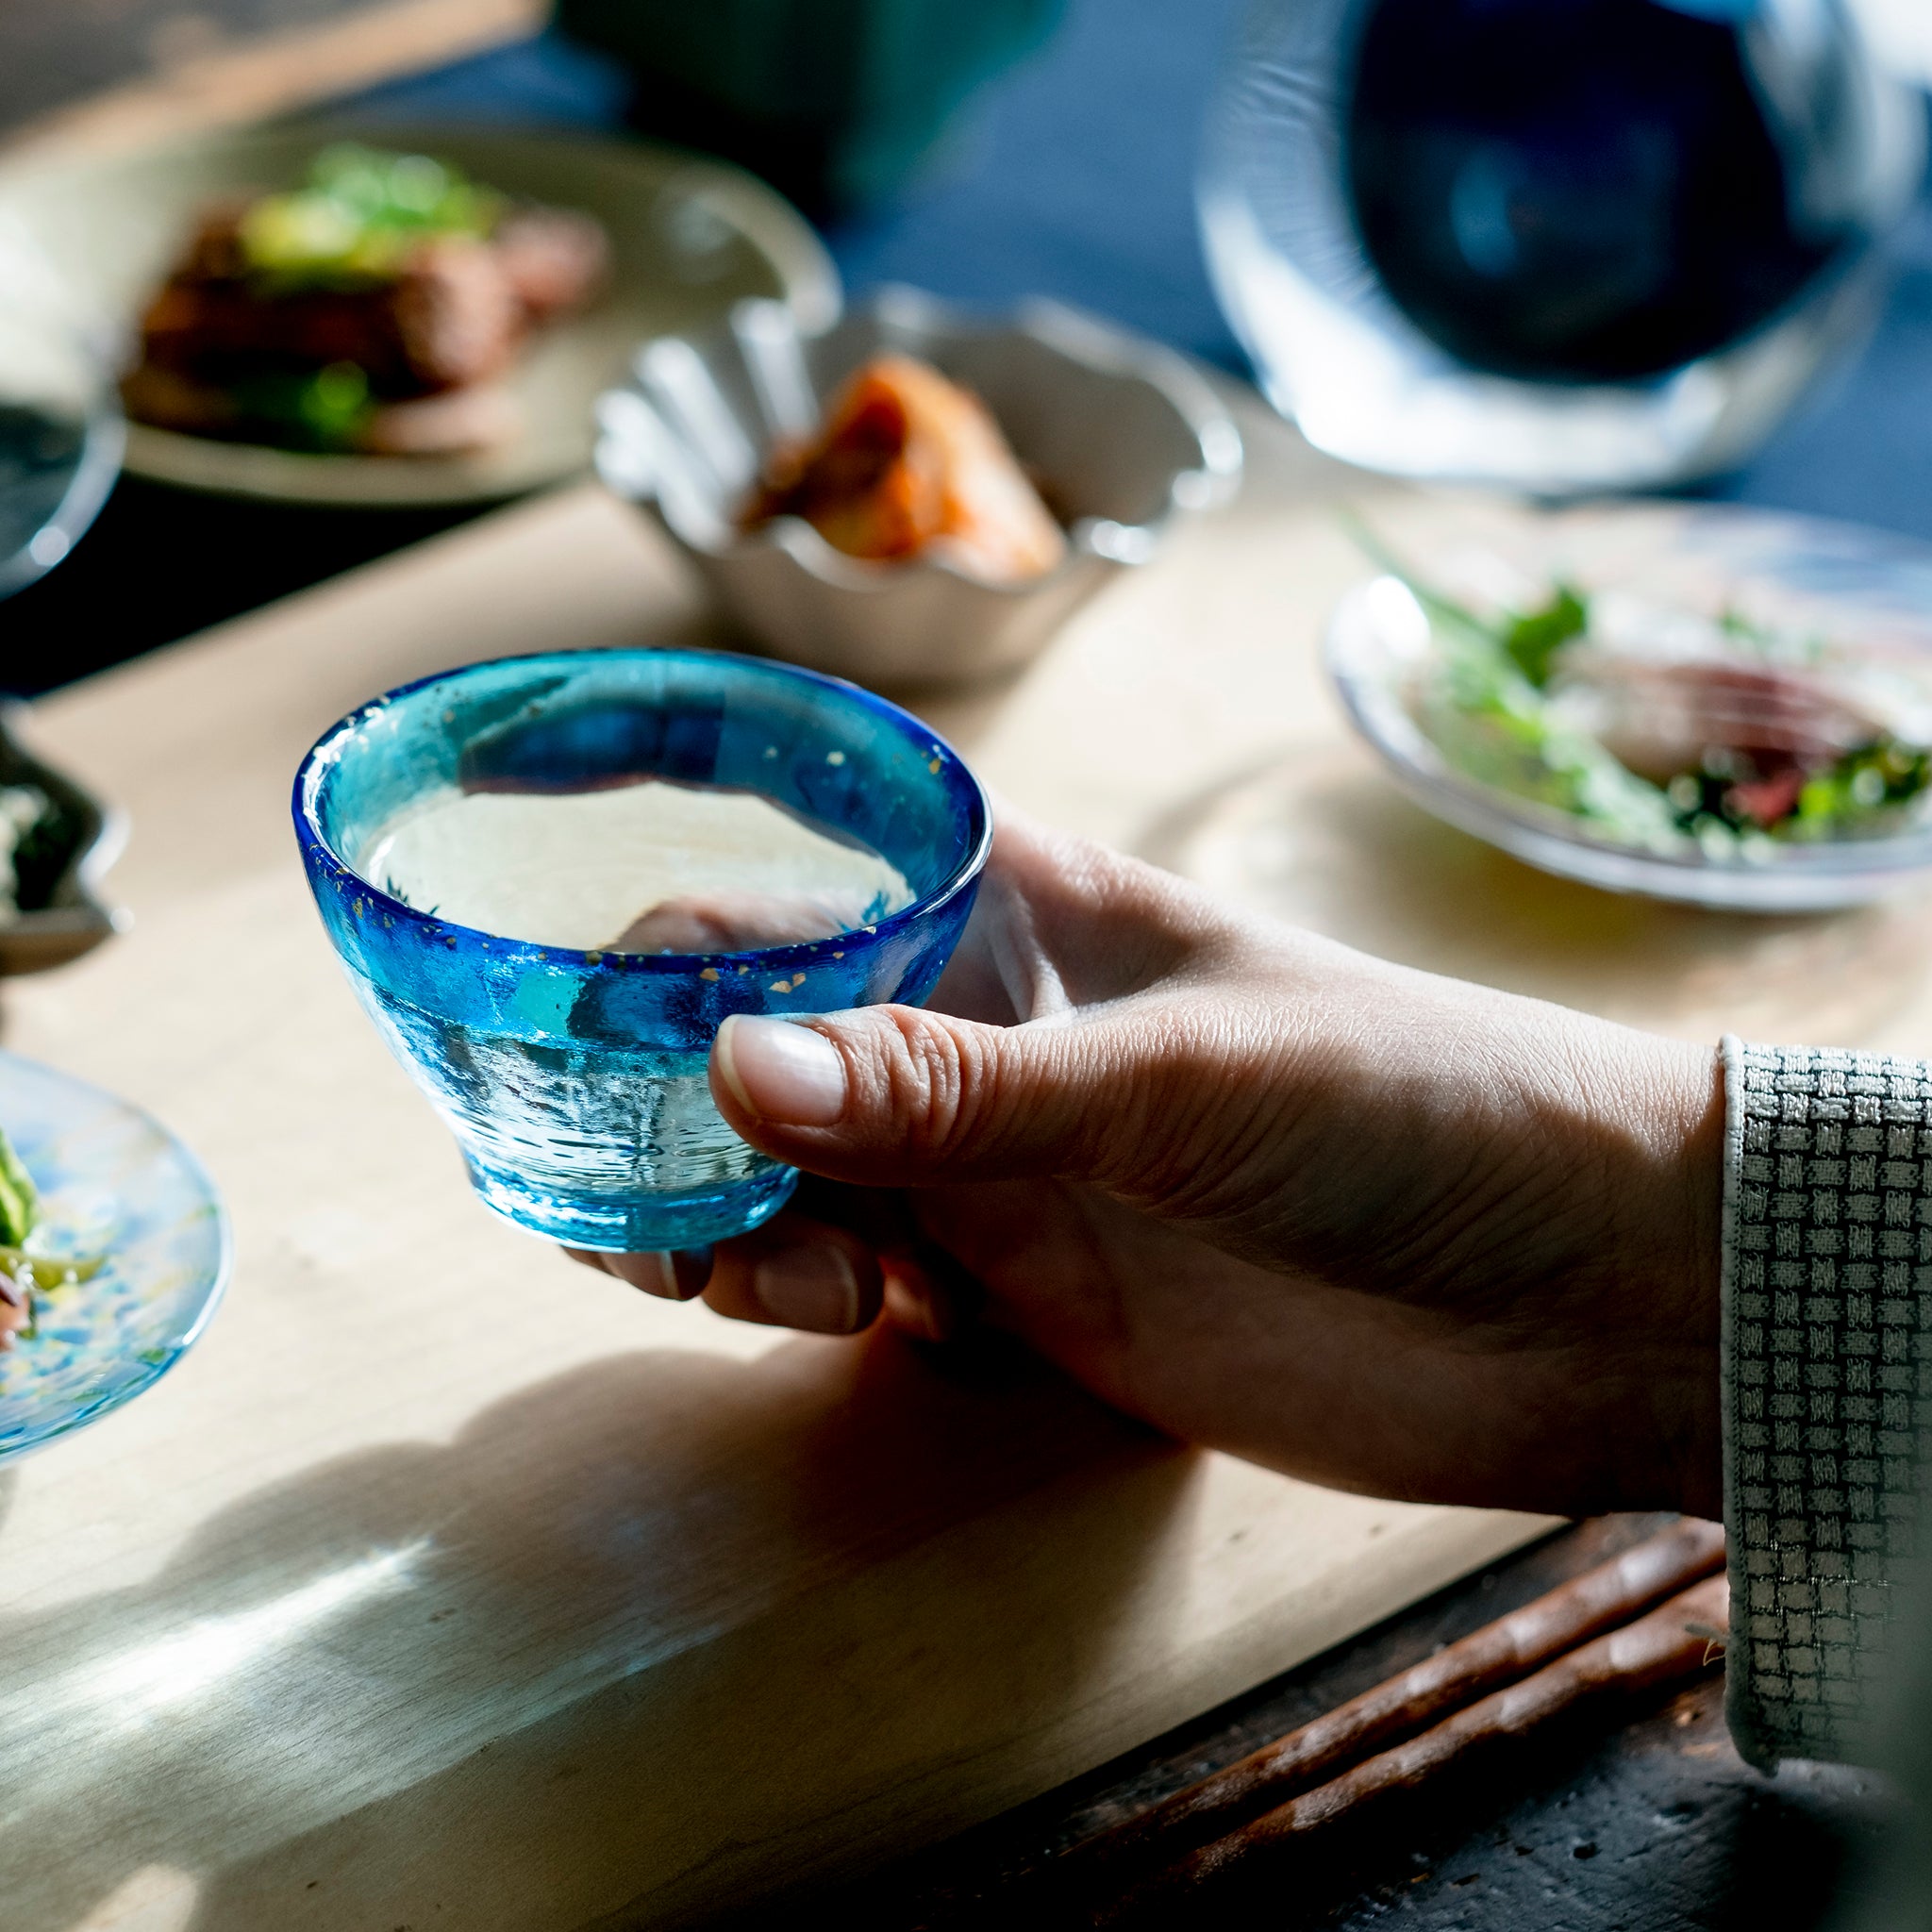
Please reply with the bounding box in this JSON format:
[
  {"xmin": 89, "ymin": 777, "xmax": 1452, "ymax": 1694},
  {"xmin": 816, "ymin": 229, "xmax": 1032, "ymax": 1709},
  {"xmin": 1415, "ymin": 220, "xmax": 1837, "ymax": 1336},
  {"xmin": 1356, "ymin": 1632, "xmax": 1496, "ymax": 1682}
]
[
  {"xmin": 238, "ymin": 143, "xmax": 502, "ymax": 289},
  {"xmin": 1785, "ymin": 741, "xmax": 1932, "ymax": 841},
  {"xmin": 226, "ymin": 362, "xmax": 375, "ymax": 454},
  {"xmin": 1345, "ymin": 516, "xmax": 1932, "ymax": 855},
  {"xmin": 1417, "ymin": 622, "xmax": 1689, "ymax": 852},
  {"xmin": 1342, "ymin": 513, "xmax": 1589, "ymax": 684},
  {"xmin": 1344, "ymin": 515, "xmax": 1686, "ymax": 845},
  {"xmin": 2, "ymin": 1242, "xmax": 103, "ymax": 1344},
  {"xmin": 1501, "ymin": 586, "xmax": 1589, "ymax": 688},
  {"xmin": 0, "ymin": 1248, "xmax": 99, "ymax": 1293},
  {"xmin": 0, "ymin": 1127, "xmax": 37, "ymax": 1248}
]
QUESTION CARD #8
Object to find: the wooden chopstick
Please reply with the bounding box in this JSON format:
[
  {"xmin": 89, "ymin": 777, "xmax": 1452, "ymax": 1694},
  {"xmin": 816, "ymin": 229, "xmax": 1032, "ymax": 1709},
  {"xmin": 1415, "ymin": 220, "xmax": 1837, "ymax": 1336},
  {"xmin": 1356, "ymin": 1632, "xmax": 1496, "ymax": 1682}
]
[
  {"xmin": 1053, "ymin": 1516, "xmax": 1724, "ymax": 1896},
  {"xmin": 1100, "ymin": 1571, "xmax": 1729, "ymax": 1924}
]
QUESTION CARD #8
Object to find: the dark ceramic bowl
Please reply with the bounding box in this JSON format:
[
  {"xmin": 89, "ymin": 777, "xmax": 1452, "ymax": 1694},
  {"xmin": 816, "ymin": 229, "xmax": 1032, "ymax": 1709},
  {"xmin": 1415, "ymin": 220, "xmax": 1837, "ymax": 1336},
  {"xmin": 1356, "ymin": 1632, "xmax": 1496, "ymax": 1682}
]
[{"xmin": 0, "ymin": 708, "xmax": 126, "ymax": 974}]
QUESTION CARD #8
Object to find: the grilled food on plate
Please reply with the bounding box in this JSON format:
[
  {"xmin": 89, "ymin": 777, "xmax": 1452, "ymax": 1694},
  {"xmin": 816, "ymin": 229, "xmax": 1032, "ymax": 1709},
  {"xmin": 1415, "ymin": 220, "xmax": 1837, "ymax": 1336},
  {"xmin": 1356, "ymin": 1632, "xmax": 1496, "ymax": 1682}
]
[{"xmin": 122, "ymin": 144, "xmax": 608, "ymax": 457}]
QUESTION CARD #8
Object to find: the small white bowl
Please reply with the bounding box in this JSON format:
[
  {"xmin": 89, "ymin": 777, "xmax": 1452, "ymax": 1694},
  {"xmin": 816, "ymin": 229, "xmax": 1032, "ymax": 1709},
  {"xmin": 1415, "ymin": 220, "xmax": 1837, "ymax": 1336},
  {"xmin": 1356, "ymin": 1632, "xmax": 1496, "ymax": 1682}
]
[{"xmin": 594, "ymin": 286, "xmax": 1242, "ymax": 687}]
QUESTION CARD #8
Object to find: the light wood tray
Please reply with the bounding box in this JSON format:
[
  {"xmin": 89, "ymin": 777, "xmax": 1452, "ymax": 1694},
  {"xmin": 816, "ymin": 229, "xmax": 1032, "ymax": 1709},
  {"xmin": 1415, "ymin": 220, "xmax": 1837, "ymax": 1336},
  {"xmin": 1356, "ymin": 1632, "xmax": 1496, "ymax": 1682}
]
[{"xmin": 0, "ymin": 397, "xmax": 1588, "ymax": 1932}]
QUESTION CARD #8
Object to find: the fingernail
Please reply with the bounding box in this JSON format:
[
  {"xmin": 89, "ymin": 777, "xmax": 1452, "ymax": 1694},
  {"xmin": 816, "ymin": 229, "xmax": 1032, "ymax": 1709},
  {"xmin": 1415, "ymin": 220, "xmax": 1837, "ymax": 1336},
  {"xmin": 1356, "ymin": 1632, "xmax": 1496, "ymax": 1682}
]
[
  {"xmin": 754, "ymin": 1245, "xmax": 860, "ymax": 1332},
  {"xmin": 670, "ymin": 1245, "xmax": 714, "ymax": 1297},
  {"xmin": 716, "ymin": 1015, "xmax": 847, "ymax": 1126},
  {"xmin": 601, "ymin": 1251, "xmax": 689, "ymax": 1300}
]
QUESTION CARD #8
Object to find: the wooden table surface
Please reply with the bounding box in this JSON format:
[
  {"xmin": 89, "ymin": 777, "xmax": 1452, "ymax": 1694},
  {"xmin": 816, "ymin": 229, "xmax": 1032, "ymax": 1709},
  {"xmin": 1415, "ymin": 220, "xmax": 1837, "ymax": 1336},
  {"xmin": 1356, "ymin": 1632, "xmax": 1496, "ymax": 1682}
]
[
  {"xmin": 13, "ymin": 375, "xmax": 1932, "ymax": 1930},
  {"xmin": 0, "ymin": 0, "xmax": 543, "ymax": 160},
  {"xmin": 3, "ymin": 16, "xmax": 1929, "ymax": 1928},
  {"xmin": 0, "ymin": 395, "xmax": 1579, "ymax": 1932}
]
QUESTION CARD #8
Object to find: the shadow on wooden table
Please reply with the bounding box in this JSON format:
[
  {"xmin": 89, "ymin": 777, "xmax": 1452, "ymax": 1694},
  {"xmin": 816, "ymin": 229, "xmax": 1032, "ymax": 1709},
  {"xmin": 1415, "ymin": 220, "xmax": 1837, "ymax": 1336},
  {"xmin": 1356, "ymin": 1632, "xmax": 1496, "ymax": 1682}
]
[
  {"xmin": 1, "ymin": 1325, "xmax": 1195, "ymax": 1931},
  {"xmin": 1142, "ymin": 740, "xmax": 1932, "ymax": 1047}
]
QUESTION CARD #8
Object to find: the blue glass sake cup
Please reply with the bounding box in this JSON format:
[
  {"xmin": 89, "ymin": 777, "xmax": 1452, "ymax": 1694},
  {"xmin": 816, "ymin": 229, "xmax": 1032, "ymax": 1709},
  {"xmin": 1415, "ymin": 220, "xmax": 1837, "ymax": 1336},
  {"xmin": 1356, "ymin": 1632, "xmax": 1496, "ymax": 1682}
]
[{"xmin": 293, "ymin": 648, "xmax": 991, "ymax": 1251}]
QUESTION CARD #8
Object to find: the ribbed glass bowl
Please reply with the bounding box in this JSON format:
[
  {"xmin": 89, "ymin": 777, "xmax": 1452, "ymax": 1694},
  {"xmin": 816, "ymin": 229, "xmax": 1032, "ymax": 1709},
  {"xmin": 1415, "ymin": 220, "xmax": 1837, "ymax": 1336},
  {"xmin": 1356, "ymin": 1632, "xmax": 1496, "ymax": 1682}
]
[
  {"xmin": 596, "ymin": 287, "xmax": 1242, "ymax": 687},
  {"xmin": 294, "ymin": 648, "xmax": 991, "ymax": 1249}
]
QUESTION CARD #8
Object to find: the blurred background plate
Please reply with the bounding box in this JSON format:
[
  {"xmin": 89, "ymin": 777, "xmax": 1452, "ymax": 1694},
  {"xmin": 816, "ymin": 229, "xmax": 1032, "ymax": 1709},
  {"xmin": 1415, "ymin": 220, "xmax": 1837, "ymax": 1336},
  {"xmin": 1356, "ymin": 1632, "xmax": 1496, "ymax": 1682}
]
[
  {"xmin": 1324, "ymin": 500, "xmax": 1932, "ymax": 911},
  {"xmin": 0, "ymin": 1052, "xmax": 227, "ymax": 1463},
  {"xmin": 0, "ymin": 121, "xmax": 840, "ymax": 508}
]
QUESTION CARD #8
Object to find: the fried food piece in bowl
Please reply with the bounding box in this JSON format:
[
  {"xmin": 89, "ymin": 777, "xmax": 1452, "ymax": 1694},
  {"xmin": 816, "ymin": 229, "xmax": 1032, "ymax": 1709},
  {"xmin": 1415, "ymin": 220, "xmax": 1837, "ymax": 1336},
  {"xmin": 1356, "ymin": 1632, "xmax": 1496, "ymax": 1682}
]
[{"xmin": 742, "ymin": 354, "xmax": 1066, "ymax": 585}]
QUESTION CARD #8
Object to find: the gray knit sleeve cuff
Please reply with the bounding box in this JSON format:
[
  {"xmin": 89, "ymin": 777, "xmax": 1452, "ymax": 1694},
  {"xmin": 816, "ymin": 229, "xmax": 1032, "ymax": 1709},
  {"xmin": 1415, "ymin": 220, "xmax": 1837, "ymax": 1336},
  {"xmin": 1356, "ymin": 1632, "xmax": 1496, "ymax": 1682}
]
[{"xmin": 1721, "ymin": 1036, "xmax": 1932, "ymax": 1769}]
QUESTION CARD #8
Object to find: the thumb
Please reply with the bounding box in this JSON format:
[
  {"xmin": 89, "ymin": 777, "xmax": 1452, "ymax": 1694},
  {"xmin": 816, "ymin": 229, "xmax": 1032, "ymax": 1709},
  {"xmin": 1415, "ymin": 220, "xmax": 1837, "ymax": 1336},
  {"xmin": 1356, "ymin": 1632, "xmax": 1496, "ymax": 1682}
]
[{"xmin": 709, "ymin": 1005, "xmax": 1164, "ymax": 1191}]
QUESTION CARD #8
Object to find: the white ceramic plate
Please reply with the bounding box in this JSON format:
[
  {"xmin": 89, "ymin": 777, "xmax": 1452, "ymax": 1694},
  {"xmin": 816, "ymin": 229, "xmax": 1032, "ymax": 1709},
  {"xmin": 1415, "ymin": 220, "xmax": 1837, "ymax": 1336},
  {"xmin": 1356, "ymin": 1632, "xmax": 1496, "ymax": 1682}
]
[
  {"xmin": 0, "ymin": 122, "xmax": 840, "ymax": 508},
  {"xmin": 1327, "ymin": 501, "xmax": 1932, "ymax": 911}
]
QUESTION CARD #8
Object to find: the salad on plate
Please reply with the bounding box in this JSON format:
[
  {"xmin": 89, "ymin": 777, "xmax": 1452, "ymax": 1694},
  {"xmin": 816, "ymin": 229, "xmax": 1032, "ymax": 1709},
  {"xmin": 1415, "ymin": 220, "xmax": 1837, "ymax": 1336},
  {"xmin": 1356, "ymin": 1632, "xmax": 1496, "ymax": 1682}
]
[{"xmin": 1359, "ymin": 531, "xmax": 1932, "ymax": 863}]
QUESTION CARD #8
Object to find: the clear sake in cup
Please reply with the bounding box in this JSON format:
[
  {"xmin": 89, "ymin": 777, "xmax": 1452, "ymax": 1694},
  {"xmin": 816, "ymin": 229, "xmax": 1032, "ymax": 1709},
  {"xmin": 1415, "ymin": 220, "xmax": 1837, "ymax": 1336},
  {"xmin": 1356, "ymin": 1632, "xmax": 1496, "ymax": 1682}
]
[{"xmin": 293, "ymin": 648, "xmax": 991, "ymax": 1251}]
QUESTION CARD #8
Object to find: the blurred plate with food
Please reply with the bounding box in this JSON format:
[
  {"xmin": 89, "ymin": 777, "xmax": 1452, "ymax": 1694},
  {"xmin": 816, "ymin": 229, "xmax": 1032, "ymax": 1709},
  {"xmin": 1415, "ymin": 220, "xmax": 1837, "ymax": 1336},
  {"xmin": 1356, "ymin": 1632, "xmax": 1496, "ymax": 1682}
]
[
  {"xmin": 1328, "ymin": 503, "xmax": 1932, "ymax": 910},
  {"xmin": 0, "ymin": 1053, "xmax": 227, "ymax": 1462},
  {"xmin": 0, "ymin": 123, "xmax": 838, "ymax": 508}
]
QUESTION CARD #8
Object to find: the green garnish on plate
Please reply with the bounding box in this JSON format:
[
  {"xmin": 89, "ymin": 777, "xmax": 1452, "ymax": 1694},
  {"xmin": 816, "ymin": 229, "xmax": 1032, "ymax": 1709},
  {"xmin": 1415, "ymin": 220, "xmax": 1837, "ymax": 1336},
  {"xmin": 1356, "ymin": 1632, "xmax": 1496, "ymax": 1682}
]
[
  {"xmin": 0, "ymin": 1122, "xmax": 104, "ymax": 1343},
  {"xmin": 1350, "ymin": 523, "xmax": 1932, "ymax": 856},
  {"xmin": 0, "ymin": 1122, "xmax": 37, "ymax": 1249},
  {"xmin": 225, "ymin": 362, "xmax": 375, "ymax": 454},
  {"xmin": 238, "ymin": 143, "xmax": 503, "ymax": 291}
]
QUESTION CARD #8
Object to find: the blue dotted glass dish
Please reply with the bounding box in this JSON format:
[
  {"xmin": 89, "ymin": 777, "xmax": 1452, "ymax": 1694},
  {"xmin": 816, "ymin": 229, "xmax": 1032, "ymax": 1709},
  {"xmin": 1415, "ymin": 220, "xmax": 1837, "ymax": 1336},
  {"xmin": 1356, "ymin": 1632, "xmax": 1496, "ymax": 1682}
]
[
  {"xmin": 294, "ymin": 648, "xmax": 992, "ymax": 1252},
  {"xmin": 0, "ymin": 1051, "xmax": 229, "ymax": 1463}
]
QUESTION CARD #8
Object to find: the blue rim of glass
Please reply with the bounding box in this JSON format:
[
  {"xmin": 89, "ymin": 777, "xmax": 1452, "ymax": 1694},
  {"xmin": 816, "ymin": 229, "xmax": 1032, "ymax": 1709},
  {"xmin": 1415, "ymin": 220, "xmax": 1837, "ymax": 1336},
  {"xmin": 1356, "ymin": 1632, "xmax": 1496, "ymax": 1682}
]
[{"xmin": 292, "ymin": 646, "xmax": 995, "ymax": 974}]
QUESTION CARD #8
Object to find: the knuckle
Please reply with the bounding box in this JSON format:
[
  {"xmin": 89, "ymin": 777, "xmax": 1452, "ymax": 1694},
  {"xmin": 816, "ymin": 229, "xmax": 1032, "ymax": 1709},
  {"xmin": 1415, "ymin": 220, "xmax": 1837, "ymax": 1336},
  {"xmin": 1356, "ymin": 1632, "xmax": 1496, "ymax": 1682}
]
[{"xmin": 857, "ymin": 1007, "xmax": 991, "ymax": 1161}]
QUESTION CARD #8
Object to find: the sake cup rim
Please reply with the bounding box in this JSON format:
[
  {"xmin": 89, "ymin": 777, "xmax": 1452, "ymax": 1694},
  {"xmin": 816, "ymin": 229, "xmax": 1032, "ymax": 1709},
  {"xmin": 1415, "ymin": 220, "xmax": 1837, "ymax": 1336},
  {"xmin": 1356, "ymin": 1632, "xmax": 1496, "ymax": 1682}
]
[{"xmin": 291, "ymin": 645, "xmax": 994, "ymax": 975}]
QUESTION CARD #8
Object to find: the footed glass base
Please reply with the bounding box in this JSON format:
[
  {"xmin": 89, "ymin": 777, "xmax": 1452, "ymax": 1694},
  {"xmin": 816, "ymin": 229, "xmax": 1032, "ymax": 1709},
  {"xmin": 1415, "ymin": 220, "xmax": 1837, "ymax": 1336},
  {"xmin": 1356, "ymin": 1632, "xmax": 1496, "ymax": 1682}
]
[{"xmin": 465, "ymin": 1156, "xmax": 799, "ymax": 1251}]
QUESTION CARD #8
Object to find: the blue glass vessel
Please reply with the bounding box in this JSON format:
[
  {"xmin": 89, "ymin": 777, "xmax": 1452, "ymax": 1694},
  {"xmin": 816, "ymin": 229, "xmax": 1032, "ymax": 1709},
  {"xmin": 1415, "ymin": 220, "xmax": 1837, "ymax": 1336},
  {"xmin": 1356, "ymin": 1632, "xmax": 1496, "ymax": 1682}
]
[
  {"xmin": 1200, "ymin": 0, "xmax": 1924, "ymax": 491},
  {"xmin": 294, "ymin": 649, "xmax": 991, "ymax": 1251}
]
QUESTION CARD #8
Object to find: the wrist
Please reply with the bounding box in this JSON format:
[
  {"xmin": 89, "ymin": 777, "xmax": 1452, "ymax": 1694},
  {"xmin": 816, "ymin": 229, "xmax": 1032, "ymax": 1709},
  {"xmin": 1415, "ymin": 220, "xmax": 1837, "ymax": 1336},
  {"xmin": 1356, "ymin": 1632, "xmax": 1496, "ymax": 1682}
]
[{"xmin": 1615, "ymin": 1034, "xmax": 1726, "ymax": 1518}]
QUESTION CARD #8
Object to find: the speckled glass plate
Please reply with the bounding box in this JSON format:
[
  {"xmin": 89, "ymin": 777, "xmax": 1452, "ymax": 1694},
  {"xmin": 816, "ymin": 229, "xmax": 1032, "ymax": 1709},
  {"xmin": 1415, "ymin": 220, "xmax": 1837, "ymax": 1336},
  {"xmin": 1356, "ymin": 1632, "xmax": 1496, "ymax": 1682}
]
[{"xmin": 0, "ymin": 1052, "xmax": 227, "ymax": 1462}]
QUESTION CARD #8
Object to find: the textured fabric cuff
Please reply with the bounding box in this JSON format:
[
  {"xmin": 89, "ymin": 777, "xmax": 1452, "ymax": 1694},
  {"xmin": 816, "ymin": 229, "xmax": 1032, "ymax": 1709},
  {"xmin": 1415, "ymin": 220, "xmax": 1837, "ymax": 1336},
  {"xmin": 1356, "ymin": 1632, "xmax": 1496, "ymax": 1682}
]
[{"xmin": 1721, "ymin": 1036, "xmax": 1932, "ymax": 1770}]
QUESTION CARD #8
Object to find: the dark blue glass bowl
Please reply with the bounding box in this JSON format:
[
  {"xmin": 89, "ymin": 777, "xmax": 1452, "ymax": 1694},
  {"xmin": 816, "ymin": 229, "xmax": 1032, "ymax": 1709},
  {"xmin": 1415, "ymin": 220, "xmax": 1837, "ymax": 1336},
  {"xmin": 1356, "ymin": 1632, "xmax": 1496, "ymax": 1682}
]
[{"xmin": 293, "ymin": 648, "xmax": 991, "ymax": 1250}]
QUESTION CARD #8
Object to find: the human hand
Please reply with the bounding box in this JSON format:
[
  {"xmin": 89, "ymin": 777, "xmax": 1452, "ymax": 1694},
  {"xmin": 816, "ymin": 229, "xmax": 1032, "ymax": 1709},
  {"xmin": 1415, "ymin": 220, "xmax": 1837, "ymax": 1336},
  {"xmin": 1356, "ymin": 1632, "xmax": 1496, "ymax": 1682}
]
[{"xmin": 571, "ymin": 812, "xmax": 1724, "ymax": 1519}]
